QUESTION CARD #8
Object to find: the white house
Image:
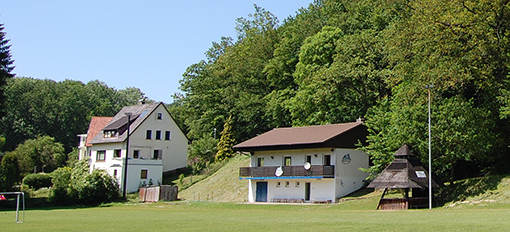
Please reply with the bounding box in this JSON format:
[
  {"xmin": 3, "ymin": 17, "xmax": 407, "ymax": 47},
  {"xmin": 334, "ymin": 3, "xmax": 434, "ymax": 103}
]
[
  {"xmin": 234, "ymin": 120, "xmax": 369, "ymax": 203},
  {"xmin": 79, "ymin": 102, "xmax": 188, "ymax": 193}
]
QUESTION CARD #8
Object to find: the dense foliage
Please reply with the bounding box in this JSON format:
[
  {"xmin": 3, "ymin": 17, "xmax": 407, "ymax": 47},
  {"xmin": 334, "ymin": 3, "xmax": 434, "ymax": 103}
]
[
  {"xmin": 0, "ymin": 78, "xmax": 146, "ymax": 152},
  {"xmin": 22, "ymin": 173, "xmax": 53, "ymax": 190},
  {"xmin": 173, "ymin": 0, "xmax": 510, "ymax": 181},
  {"xmin": 49, "ymin": 160, "xmax": 120, "ymax": 205}
]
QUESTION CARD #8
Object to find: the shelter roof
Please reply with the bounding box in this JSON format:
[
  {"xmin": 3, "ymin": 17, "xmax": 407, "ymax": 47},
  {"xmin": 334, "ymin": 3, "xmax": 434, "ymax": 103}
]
[
  {"xmin": 233, "ymin": 122, "xmax": 367, "ymax": 152},
  {"xmin": 367, "ymin": 144, "xmax": 441, "ymax": 189}
]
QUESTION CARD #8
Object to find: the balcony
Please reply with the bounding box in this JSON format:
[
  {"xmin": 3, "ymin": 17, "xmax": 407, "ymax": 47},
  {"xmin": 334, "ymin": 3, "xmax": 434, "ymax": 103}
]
[{"xmin": 239, "ymin": 165, "xmax": 334, "ymax": 179}]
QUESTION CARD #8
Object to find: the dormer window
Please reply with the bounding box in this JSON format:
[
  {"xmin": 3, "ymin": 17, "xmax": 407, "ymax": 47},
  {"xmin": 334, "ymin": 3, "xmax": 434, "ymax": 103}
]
[{"xmin": 104, "ymin": 130, "xmax": 117, "ymax": 138}]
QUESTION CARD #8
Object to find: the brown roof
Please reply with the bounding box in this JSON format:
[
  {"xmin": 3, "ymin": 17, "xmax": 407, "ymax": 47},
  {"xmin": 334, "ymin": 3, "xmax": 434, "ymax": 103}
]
[
  {"xmin": 233, "ymin": 122, "xmax": 367, "ymax": 152},
  {"xmin": 367, "ymin": 144, "xmax": 441, "ymax": 189},
  {"xmin": 85, "ymin": 116, "xmax": 114, "ymax": 147}
]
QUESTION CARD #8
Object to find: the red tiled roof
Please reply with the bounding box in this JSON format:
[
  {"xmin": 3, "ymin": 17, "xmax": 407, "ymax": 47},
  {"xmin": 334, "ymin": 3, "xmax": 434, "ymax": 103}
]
[{"xmin": 85, "ymin": 116, "xmax": 114, "ymax": 147}]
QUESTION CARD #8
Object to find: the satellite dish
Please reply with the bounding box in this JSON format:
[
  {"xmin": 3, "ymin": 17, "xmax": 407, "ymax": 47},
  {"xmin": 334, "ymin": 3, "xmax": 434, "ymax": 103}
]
[
  {"xmin": 304, "ymin": 162, "xmax": 311, "ymax": 170},
  {"xmin": 275, "ymin": 166, "xmax": 283, "ymax": 177}
]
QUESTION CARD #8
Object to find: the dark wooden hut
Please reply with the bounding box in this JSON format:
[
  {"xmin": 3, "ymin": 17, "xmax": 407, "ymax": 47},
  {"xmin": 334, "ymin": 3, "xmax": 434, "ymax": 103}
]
[{"xmin": 367, "ymin": 144, "xmax": 442, "ymax": 210}]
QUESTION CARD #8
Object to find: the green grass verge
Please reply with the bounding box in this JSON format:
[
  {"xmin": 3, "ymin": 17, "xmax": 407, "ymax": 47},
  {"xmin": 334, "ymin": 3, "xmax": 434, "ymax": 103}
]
[{"xmin": 2, "ymin": 202, "xmax": 510, "ymax": 231}]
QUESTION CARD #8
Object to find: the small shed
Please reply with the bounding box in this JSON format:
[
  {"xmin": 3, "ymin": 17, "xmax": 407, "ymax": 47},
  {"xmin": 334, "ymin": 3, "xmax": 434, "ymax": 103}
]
[{"xmin": 367, "ymin": 144, "xmax": 441, "ymax": 210}]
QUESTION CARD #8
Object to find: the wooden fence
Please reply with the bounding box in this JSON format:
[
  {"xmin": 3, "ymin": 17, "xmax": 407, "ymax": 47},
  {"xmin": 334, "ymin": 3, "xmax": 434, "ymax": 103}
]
[{"xmin": 139, "ymin": 185, "xmax": 178, "ymax": 202}]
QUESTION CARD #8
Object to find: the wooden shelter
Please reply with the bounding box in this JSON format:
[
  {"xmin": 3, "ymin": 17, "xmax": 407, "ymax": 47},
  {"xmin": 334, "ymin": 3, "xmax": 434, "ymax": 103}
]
[{"xmin": 367, "ymin": 144, "xmax": 441, "ymax": 210}]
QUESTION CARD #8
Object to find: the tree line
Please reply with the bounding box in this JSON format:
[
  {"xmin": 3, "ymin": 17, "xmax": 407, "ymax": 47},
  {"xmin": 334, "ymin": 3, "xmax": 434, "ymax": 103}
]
[{"xmin": 172, "ymin": 0, "xmax": 510, "ymax": 182}]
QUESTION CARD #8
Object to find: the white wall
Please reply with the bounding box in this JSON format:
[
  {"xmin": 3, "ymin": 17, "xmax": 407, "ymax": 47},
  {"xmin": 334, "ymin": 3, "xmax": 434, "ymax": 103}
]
[
  {"xmin": 246, "ymin": 148, "xmax": 369, "ymax": 203},
  {"xmin": 250, "ymin": 148, "xmax": 335, "ymax": 167},
  {"xmin": 333, "ymin": 148, "xmax": 369, "ymax": 199},
  {"xmin": 88, "ymin": 142, "xmax": 164, "ymax": 193},
  {"xmin": 125, "ymin": 160, "xmax": 163, "ymax": 193},
  {"xmin": 128, "ymin": 104, "xmax": 188, "ymax": 172}
]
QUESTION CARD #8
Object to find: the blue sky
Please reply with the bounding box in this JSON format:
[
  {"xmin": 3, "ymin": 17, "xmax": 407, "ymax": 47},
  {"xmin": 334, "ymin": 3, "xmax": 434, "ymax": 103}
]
[{"xmin": 1, "ymin": 1, "xmax": 313, "ymax": 103}]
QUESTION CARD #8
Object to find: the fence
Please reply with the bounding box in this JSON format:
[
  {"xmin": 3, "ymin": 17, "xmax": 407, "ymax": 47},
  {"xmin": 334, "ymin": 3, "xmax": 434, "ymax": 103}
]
[{"xmin": 139, "ymin": 185, "xmax": 178, "ymax": 202}]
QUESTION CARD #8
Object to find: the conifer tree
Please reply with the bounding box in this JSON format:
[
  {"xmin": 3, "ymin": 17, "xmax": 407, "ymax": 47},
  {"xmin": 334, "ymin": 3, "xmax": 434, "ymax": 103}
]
[
  {"xmin": 215, "ymin": 115, "xmax": 236, "ymax": 162},
  {"xmin": 0, "ymin": 23, "xmax": 14, "ymax": 118}
]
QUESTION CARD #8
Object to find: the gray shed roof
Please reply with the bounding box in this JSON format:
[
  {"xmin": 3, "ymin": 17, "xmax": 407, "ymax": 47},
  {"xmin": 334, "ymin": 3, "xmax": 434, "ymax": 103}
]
[{"xmin": 89, "ymin": 102, "xmax": 161, "ymax": 144}]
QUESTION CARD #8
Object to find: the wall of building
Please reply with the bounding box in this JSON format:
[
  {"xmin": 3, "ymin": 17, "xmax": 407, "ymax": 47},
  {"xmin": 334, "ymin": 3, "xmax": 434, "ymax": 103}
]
[
  {"xmin": 87, "ymin": 141, "xmax": 164, "ymax": 193},
  {"xmin": 250, "ymin": 148, "xmax": 334, "ymax": 167},
  {"xmin": 128, "ymin": 104, "xmax": 187, "ymax": 172},
  {"xmin": 245, "ymin": 147, "xmax": 369, "ymax": 203},
  {"xmin": 333, "ymin": 148, "xmax": 369, "ymax": 199}
]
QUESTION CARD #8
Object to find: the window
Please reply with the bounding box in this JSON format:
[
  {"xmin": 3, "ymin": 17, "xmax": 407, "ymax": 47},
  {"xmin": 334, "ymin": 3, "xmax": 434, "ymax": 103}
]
[
  {"xmin": 114, "ymin": 149, "xmax": 121, "ymax": 158},
  {"xmin": 133, "ymin": 150, "xmax": 140, "ymax": 159},
  {"xmin": 153, "ymin": 150, "xmax": 161, "ymax": 159},
  {"xmin": 104, "ymin": 130, "xmax": 117, "ymax": 138},
  {"xmin": 284, "ymin": 156, "xmax": 291, "ymax": 166},
  {"xmin": 285, "ymin": 181, "xmax": 290, "ymax": 188},
  {"xmin": 306, "ymin": 155, "xmax": 312, "ymax": 164},
  {"xmin": 155, "ymin": 130, "xmax": 161, "ymax": 140},
  {"xmin": 276, "ymin": 182, "xmax": 281, "ymax": 188},
  {"xmin": 113, "ymin": 169, "xmax": 117, "ymax": 178},
  {"xmin": 165, "ymin": 131, "xmax": 171, "ymax": 140},
  {"xmin": 146, "ymin": 130, "xmax": 152, "ymax": 139},
  {"xmin": 257, "ymin": 157, "xmax": 264, "ymax": 167},
  {"xmin": 96, "ymin": 150, "xmax": 105, "ymax": 161},
  {"xmin": 140, "ymin": 169, "xmax": 148, "ymax": 179},
  {"xmin": 324, "ymin": 155, "xmax": 331, "ymax": 166},
  {"xmin": 157, "ymin": 113, "xmax": 163, "ymax": 120},
  {"xmin": 295, "ymin": 182, "xmax": 300, "ymax": 188}
]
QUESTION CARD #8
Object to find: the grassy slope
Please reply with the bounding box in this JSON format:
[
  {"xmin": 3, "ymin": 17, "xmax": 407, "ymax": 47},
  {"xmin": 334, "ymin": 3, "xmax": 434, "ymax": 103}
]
[
  {"xmin": 178, "ymin": 153, "xmax": 510, "ymax": 209},
  {"xmin": 439, "ymin": 175, "xmax": 510, "ymax": 209},
  {"xmin": 179, "ymin": 155, "xmax": 249, "ymax": 202}
]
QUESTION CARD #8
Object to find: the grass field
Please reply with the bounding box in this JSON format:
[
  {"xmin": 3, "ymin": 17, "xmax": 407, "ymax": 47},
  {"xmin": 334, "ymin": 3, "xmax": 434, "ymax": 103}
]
[
  {"xmin": 4, "ymin": 156, "xmax": 510, "ymax": 231},
  {"xmin": 2, "ymin": 201, "xmax": 510, "ymax": 231}
]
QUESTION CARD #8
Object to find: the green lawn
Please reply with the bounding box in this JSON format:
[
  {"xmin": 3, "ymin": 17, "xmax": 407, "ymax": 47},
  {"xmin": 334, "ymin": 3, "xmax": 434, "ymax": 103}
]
[{"xmin": 2, "ymin": 201, "xmax": 510, "ymax": 231}]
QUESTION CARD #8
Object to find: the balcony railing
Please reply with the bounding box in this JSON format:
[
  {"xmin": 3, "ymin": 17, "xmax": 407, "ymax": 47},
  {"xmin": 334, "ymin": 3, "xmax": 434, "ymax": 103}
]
[{"xmin": 239, "ymin": 165, "xmax": 334, "ymax": 178}]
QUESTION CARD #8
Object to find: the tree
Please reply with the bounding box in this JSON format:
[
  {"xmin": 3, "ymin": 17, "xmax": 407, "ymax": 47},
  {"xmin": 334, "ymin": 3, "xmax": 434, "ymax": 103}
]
[
  {"xmin": 215, "ymin": 115, "xmax": 236, "ymax": 162},
  {"xmin": 363, "ymin": 0, "xmax": 510, "ymax": 181},
  {"xmin": 13, "ymin": 136, "xmax": 65, "ymax": 174},
  {"xmin": 0, "ymin": 151, "xmax": 20, "ymax": 190},
  {"xmin": 0, "ymin": 78, "xmax": 147, "ymax": 152},
  {"xmin": 0, "ymin": 23, "xmax": 14, "ymax": 118},
  {"xmin": 188, "ymin": 134, "xmax": 218, "ymax": 174}
]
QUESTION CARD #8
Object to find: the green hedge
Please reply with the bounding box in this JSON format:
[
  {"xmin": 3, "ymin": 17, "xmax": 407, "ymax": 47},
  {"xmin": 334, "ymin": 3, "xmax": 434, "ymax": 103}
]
[{"xmin": 23, "ymin": 173, "xmax": 53, "ymax": 190}]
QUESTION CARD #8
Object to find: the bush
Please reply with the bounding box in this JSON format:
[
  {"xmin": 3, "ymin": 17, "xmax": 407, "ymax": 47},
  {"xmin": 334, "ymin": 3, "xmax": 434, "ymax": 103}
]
[
  {"xmin": 22, "ymin": 173, "xmax": 53, "ymax": 190},
  {"xmin": 48, "ymin": 167, "xmax": 72, "ymax": 204},
  {"xmin": 73, "ymin": 169, "xmax": 120, "ymax": 205},
  {"xmin": 50, "ymin": 160, "xmax": 120, "ymax": 205}
]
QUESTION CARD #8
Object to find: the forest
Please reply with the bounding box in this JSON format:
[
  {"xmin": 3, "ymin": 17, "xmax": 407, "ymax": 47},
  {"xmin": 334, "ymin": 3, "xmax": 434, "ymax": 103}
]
[
  {"xmin": 171, "ymin": 0, "xmax": 510, "ymax": 182},
  {"xmin": 1, "ymin": 0, "xmax": 510, "ymax": 189}
]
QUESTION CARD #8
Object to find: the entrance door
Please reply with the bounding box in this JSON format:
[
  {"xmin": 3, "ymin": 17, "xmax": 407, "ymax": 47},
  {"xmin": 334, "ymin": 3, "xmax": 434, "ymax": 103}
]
[
  {"xmin": 305, "ymin": 182, "xmax": 311, "ymax": 202},
  {"xmin": 255, "ymin": 182, "xmax": 268, "ymax": 202}
]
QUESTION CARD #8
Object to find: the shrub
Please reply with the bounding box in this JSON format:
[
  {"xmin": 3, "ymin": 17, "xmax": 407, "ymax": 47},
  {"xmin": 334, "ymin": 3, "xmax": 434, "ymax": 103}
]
[
  {"xmin": 49, "ymin": 160, "xmax": 120, "ymax": 205},
  {"xmin": 74, "ymin": 169, "xmax": 120, "ymax": 204},
  {"xmin": 22, "ymin": 173, "xmax": 53, "ymax": 190},
  {"xmin": 48, "ymin": 167, "xmax": 72, "ymax": 204}
]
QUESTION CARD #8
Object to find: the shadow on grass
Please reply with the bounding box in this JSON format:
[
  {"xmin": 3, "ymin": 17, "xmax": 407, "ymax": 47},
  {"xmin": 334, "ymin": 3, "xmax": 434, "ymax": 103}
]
[
  {"xmin": 0, "ymin": 196, "xmax": 126, "ymax": 211},
  {"xmin": 436, "ymin": 175, "xmax": 506, "ymax": 206}
]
